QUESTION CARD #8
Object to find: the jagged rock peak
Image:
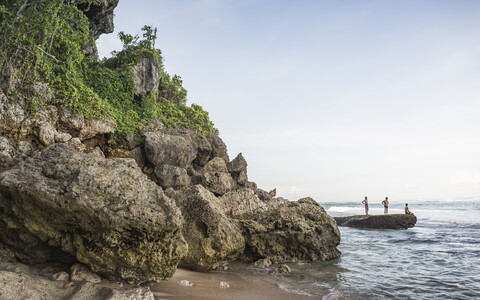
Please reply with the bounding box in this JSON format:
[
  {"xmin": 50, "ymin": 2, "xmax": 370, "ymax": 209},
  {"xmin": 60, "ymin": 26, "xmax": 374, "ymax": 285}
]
[{"xmin": 72, "ymin": 0, "xmax": 120, "ymax": 40}]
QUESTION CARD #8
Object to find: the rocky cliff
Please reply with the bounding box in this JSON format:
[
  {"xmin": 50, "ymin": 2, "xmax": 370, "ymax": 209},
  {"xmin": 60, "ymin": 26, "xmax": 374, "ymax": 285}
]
[{"xmin": 0, "ymin": 0, "xmax": 341, "ymax": 297}]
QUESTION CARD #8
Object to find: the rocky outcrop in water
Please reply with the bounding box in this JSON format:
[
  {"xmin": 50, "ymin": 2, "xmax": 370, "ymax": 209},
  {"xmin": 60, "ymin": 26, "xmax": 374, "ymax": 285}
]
[{"xmin": 334, "ymin": 214, "xmax": 417, "ymax": 229}]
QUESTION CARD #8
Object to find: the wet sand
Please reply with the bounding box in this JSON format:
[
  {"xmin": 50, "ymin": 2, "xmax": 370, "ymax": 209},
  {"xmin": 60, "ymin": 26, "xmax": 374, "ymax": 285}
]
[{"xmin": 150, "ymin": 262, "xmax": 316, "ymax": 300}]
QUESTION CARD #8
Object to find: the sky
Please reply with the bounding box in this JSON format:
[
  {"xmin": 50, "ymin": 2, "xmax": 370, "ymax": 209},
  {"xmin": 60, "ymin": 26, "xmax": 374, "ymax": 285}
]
[{"xmin": 97, "ymin": 0, "xmax": 480, "ymax": 203}]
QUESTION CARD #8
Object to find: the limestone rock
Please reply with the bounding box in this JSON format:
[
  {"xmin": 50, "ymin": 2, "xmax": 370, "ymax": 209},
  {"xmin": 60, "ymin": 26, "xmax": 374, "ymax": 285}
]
[
  {"xmin": 75, "ymin": 0, "xmax": 119, "ymax": 39},
  {"xmin": 255, "ymin": 188, "xmax": 272, "ymax": 201},
  {"xmin": 154, "ymin": 165, "xmax": 190, "ymax": 189},
  {"xmin": 207, "ymin": 134, "xmax": 229, "ymax": 163},
  {"xmin": 17, "ymin": 141, "xmax": 33, "ymax": 157},
  {"xmin": 0, "ymin": 144, "xmax": 187, "ymax": 283},
  {"xmin": 269, "ymin": 188, "xmax": 277, "ymax": 198},
  {"xmin": 144, "ymin": 131, "xmax": 196, "ymax": 168},
  {"xmin": 174, "ymin": 185, "xmax": 245, "ymax": 270},
  {"xmin": 70, "ymin": 263, "xmax": 102, "ymax": 283},
  {"xmin": 55, "ymin": 132, "xmax": 72, "ymax": 143},
  {"xmin": 272, "ymin": 264, "xmax": 291, "ymax": 275},
  {"xmin": 0, "ymin": 137, "xmax": 13, "ymax": 171},
  {"xmin": 244, "ymin": 181, "xmax": 257, "ymax": 191},
  {"xmin": 79, "ymin": 118, "xmax": 115, "ymax": 141},
  {"xmin": 38, "ymin": 122, "xmax": 56, "ymax": 146},
  {"xmin": 52, "ymin": 271, "xmax": 69, "ymax": 281},
  {"xmin": 0, "ymin": 99, "xmax": 25, "ymax": 133},
  {"xmin": 0, "ymin": 269, "xmax": 155, "ymax": 300},
  {"xmin": 227, "ymin": 153, "xmax": 247, "ymax": 174},
  {"xmin": 253, "ymin": 258, "xmax": 272, "ymax": 268},
  {"xmin": 334, "ymin": 214, "xmax": 417, "ymax": 229},
  {"xmin": 131, "ymin": 53, "xmax": 160, "ymax": 96},
  {"xmin": 220, "ymin": 188, "xmax": 268, "ymax": 218},
  {"xmin": 201, "ymin": 158, "xmax": 236, "ymax": 196},
  {"xmin": 188, "ymin": 130, "xmax": 212, "ymax": 167},
  {"xmin": 58, "ymin": 107, "xmax": 85, "ymax": 132},
  {"xmin": 108, "ymin": 147, "xmax": 145, "ymax": 168},
  {"xmin": 239, "ymin": 197, "xmax": 341, "ymax": 262}
]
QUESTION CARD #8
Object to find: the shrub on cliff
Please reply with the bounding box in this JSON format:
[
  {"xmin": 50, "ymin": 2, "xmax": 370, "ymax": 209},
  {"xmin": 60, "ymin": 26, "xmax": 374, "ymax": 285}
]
[{"xmin": 0, "ymin": 0, "xmax": 216, "ymax": 138}]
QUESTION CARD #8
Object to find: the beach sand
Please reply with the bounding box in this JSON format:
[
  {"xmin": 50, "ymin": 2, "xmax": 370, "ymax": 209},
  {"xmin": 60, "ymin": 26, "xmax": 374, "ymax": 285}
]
[{"xmin": 150, "ymin": 262, "xmax": 316, "ymax": 300}]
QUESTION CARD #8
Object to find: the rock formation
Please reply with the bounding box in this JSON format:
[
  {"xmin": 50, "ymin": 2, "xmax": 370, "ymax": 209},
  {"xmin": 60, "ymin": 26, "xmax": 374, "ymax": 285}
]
[
  {"xmin": 334, "ymin": 214, "xmax": 417, "ymax": 229},
  {"xmin": 0, "ymin": 144, "xmax": 187, "ymax": 283},
  {"xmin": 0, "ymin": 0, "xmax": 342, "ymax": 297}
]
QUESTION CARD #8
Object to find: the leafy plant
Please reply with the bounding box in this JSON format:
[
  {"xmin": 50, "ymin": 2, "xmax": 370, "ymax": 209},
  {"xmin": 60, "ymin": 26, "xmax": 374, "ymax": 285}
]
[{"xmin": 0, "ymin": 0, "xmax": 217, "ymax": 140}]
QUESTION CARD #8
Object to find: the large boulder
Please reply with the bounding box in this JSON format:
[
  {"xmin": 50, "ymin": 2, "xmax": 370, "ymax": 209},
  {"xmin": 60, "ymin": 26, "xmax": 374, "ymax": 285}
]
[
  {"xmin": 0, "ymin": 95, "xmax": 25, "ymax": 133},
  {"xmin": 188, "ymin": 130, "xmax": 213, "ymax": 167},
  {"xmin": 154, "ymin": 164, "xmax": 190, "ymax": 189},
  {"xmin": 79, "ymin": 118, "xmax": 115, "ymax": 141},
  {"xmin": 131, "ymin": 53, "xmax": 160, "ymax": 97},
  {"xmin": 0, "ymin": 144, "xmax": 187, "ymax": 283},
  {"xmin": 144, "ymin": 131, "xmax": 196, "ymax": 168},
  {"xmin": 201, "ymin": 157, "xmax": 236, "ymax": 196},
  {"xmin": 207, "ymin": 134, "xmax": 229, "ymax": 163},
  {"xmin": 220, "ymin": 188, "xmax": 268, "ymax": 218},
  {"xmin": 58, "ymin": 107, "xmax": 85, "ymax": 133},
  {"xmin": 239, "ymin": 197, "xmax": 341, "ymax": 262},
  {"xmin": 173, "ymin": 185, "xmax": 245, "ymax": 270},
  {"xmin": 227, "ymin": 153, "xmax": 248, "ymax": 186}
]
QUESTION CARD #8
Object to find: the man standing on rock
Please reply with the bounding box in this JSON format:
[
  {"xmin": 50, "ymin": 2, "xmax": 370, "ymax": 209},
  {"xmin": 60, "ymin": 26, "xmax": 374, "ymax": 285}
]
[
  {"xmin": 362, "ymin": 196, "xmax": 369, "ymax": 215},
  {"xmin": 382, "ymin": 197, "xmax": 389, "ymax": 214}
]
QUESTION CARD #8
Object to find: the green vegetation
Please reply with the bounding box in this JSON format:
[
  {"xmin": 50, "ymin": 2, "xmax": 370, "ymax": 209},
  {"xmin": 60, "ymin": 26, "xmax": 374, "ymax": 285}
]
[{"xmin": 0, "ymin": 0, "xmax": 217, "ymax": 138}]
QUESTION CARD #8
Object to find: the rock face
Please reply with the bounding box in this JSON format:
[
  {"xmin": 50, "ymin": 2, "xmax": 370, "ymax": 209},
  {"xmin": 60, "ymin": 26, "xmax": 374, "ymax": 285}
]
[
  {"xmin": 201, "ymin": 158, "xmax": 236, "ymax": 196},
  {"xmin": 0, "ymin": 0, "xmax": 343, "ymax": 293},
  {"xmin": 173, "ymin": 185, "xmax": 245, "ymax": 270},
  {"xmin": 0, "ymin": 144, "xmax": 187, "ymax": 283},
  {"xmin": 0, "ymin": 242, "xmax": 155, "ymax": 300},
  {"xmin": 74, "ymin": 0, "xmax": 120, "ymax": 57},
  {"xmin": 237, "ymin": 197, "xmax": 341, "ymax": 262},
  {"xmin": 144, "ymin": 131, "xmax": 196, "ymax": 168},
  {"xmin": 131, "ymin": 53, "xmax": 160, "ymax": 96},
  {"xmin": 334, "ymin": 214, "xmax": 417, "ymax": 229}
]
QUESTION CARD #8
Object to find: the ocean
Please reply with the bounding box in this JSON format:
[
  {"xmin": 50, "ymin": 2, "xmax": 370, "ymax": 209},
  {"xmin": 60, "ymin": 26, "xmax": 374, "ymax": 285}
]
[{"xmin": 252, "ymin": 199, "xmax": 480, "ymax": 299}]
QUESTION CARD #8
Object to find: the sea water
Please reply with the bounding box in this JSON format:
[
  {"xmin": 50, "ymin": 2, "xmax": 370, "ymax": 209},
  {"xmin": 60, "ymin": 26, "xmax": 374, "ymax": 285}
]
[{"xmin": 262, "ymin": 199, "xmax": 480, "ymax": 299}]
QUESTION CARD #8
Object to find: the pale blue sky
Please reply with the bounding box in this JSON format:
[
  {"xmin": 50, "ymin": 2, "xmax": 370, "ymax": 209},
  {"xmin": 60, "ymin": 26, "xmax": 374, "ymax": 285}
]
[{"xmin": 98, "ymin": 0, "xmax": 480, "ymax": 202}]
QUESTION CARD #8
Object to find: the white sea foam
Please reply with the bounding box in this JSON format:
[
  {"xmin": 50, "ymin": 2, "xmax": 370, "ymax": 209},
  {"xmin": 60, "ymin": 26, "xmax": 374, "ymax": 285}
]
[
  {"xmin": 277, "ymin": 284, "xmax": 313, "ymax": 297},
  {"xmin": 415, "ymin": 209, "xmax": 480, "ymax": 225}
]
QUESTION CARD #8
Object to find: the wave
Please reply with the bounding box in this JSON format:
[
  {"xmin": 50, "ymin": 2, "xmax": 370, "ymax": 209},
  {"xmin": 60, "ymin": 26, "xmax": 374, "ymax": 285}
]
[{"xmin": 327, "ymin": 206, "xmax": 480, "ymax": 225}]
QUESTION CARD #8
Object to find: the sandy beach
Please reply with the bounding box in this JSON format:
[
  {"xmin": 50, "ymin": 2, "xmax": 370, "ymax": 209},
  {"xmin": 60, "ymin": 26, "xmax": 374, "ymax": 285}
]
[{"xmin": 150, "ymin": 263, "xmax": 315, "ymax": 300}]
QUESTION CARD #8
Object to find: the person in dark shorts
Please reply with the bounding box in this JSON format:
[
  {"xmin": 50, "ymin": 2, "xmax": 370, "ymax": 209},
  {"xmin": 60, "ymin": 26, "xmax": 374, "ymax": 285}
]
[
  {"xmin": 405, "ymin": 203, "xmax": 414, "ymax": 215},
  {"xmin": 382, "ymin": 197, "xmax": 389, "ymax": 214},
  {"xmin": 362, "ymin": 197, "xmax": 369, "ymax": 215}
]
